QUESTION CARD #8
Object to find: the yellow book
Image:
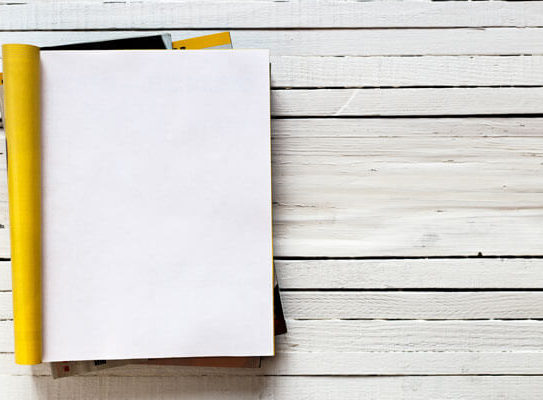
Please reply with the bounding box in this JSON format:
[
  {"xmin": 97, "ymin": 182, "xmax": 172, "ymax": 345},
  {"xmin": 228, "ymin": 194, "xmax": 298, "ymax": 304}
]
[
  {"xmin": 172, "ymin": 32, "xmax": 232, "ymax": 50},
  {"xmin": 3, "ymin": 44, "xmax": 273, "ymax": 366},
  {"xmin": 2, "ymin": 44, "xmax": 42, "ymax": 365},
  {"xmin": 2, "ymin": 35, "xmax": 172, "ymax": 366}
]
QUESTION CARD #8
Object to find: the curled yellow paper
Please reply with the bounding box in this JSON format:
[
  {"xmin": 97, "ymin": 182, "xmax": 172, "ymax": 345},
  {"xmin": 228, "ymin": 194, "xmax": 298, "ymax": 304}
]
[{"xmin": 2, "ymin": 44, "xmax": 42, "ymax": 365}]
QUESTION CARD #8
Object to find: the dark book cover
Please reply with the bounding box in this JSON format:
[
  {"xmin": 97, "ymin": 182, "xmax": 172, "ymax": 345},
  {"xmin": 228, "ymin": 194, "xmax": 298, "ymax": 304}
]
[{"xmin": 41, "ymin": 34, "xmax": 171, "ymax": 51}]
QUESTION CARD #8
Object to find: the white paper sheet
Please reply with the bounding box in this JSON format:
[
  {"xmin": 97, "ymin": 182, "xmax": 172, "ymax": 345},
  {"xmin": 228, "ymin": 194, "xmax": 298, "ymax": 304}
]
[{"xmin": 40, "ymin": 50, "xmax": 273, "ymax": 361}]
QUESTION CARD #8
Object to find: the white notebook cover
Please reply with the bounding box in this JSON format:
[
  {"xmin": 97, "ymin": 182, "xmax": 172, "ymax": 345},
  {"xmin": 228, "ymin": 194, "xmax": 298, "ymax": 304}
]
[{"xmin": 39, "ymin": 50, "xmax": 273, "ymax": 361}]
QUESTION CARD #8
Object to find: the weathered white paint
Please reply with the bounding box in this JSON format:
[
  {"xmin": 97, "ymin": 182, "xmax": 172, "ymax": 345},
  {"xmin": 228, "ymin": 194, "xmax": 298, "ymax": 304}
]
[
  {"xmin": 1, "ymin": 87, "xmax": 542, "ymax": 118},
  {"xmin": 8, "ymin": 52, "xmax": 543, "ymax": 87},
  {"xmin": 4, "ymin": 319, "xmax": 543, "ymax": 354},
  {"xmin": 5, "ymin": 290, "xmax": 543, "ymax": 320},
  {"xmin": 5, "ymin": 375, "xmax": 543, "ymax": 400},
  {"xmin": 276, "ymin": 258, "xmax": 543, "ymax": 289},
  {"xmin": 1, "ymin": 29, "xmax": 543, "ymax": 56},
  {"xmin": 1, "ymin": 115, "xmax": 543, "ymax": 258},
  {"xmin": 1, "ymin": 1, "xmax": 542, "ymax": 29},
  {"xmin": 272, "ymin": 87, "xmax": 543, "ymax": 116},
  {"xmin": 272, "ymin": 55, "xmax": 543, "ymax": 88},
  {"xmin": 273, "ymin": 118, "xmax": 543, "ymax": 138},
  {"xmin": 7, "ymin": 352, "xmax": 543, "ymax": 376},
  {"xmin": 2, "ymin": 2, "xmax": 543, "ymax": 398},
  {"xmin": 4, "ymin": 258, "xmax": 543, "ymax": 291}
]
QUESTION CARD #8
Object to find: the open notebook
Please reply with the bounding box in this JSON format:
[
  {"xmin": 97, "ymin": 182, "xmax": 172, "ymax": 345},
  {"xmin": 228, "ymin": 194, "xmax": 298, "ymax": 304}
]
[{"xmin": 3, "ymin": 45, "xmax": 273, "ymax": 364}]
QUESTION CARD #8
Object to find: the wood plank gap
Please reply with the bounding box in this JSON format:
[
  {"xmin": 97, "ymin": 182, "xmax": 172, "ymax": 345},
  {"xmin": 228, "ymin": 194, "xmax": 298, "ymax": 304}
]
[
  {"xmin": 276, "ymin": 85, "xmax": 543, "ymax": 90},
  {"xmin": 280, "ymin": 288, "xmax": 543, "ymax": 293},
  {"xmin": 274, "ymin": 255, "xmax": 543, "ymax": 260},
  {"xmin": 3, "ymin": 256, "xmax": 543, "ymax": 263},
  {"xmin": 272, "ymin": 114, "xmax": 543, "ymax": 119}
]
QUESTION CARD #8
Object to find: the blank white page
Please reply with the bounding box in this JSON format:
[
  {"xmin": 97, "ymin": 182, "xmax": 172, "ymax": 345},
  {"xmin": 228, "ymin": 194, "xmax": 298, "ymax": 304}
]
[{"xmin": 40, "ymin": 50, "xmax": 273, "ymax": 361}]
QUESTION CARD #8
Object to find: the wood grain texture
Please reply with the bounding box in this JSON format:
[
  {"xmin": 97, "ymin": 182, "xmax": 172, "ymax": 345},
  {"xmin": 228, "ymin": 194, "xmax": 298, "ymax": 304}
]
[
  {"xmin": 273, "ymin": 118, "xmax": 543, "ymax": 138},
  {"xmin": 2, "ymin": 2, "xmax": 543, "ymax": 396},
  {"xmin": 281, "ymin": 291, "xmax": 543, "ymax": 320},
  {"xmin": 273, "ymin": 87, "xmax": 543, "ymax": 116},
  {"xmin": 5, "ymin": 87, "xmax": 543, "ymax": 117},
  {"xmin": 2, "ymin": 88, "xmax": 541, "ymax": 118},
  {"xmin": 1, "ymin": 1, "xmax": 542, "ymax": 29},
  {"xmin": 2, "ymin": 87, "xmax": 538, "ymax": 117},
  {"xmin": 7, "ymin": 52, "xmax": 543, "ymax": 87},
  {"xmin": 6, "ymin": 253, "xmax": 543, "ymax": 322},
  {"xmin": 0, "ymin": 263, "xmax": 9, "ymax": 291},
  {"xmin": 2, "ymin": 29, "xmax": 543, "ymax": 56},
  {"xmin": 4, "ymin": 258, "xmax": 543, "ymax": 291},
  {"xmin": 5, "ymin": 290, "xmax": 543, "ymax": 320},
  {"xmin": 276, "ymin": 258, "xmax": 543, "ymax": 289},
  {"xmin": 4, "ymin": 319, "xmax": 543, "ymax": 354},
  {"xmin": 7, "ymin": 352, "xmax": 543, "ymax": 376},
  {"xmin": 4, "ymin": 375, "xmax": 543, "ymax": 400},
  {"xmin": 272, "ymin": 130, "xmax": 543, "ymax": 257},
  {"xmin": 1, "ymin": 116, "xmax": 543, "ymax": 258},
  {"xmin": 0, "ymin": 292, "xmax": 10, "ymax": 319},
  {"xmin": 271, "ymin": 55, "xmax": 543, "ymax": 88},
  {"xmin": 6, "ymin": 321, "xmax": 543, "ymax": 375},
  {"xmin": 276, "ymin": 320, "xmax": 543, "ymax": 353}
]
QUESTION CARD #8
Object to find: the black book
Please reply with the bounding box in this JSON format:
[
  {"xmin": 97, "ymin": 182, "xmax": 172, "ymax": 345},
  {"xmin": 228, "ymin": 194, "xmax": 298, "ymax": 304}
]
[{"xmin": 41, "ymin": 34, "xmax": 171, "ymax": 50}]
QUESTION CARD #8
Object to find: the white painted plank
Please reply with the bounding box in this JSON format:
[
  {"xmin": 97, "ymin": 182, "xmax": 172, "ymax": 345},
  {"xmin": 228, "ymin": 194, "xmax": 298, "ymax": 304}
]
[
  {"xmin": 0, "ymin": 292, "xmax": 10, "ymax": 319},
  {"xmin": 5, "ymin": 88, "xmax": 543, "ymax": 117},
  {"xmin": 273, "ymin": 118, "xmax": 543, "ymax": 138},
  {"xmin": 1, "ymin": 1, "xmax": 542, "ymax": 29},
  {"xmin": 5, "ymin": 258, "xmax": 543, "ymax": 291},
  {"xmin": 272, "ymin": 135, "xmax": 543, "ymax": 256},
  {"xmin": 1, "ymin": 29, "xmax": 543, "ymax": 56},
  {"xmin": 0, "ymin": 86, "xmax": 513, "ymax": 118},
  {"xmin": 276, "ymin": 320, "xmax": 543, "ymax": 353},
  {"xmin": 5, "ymin": 290, "xmax": 543, "ymax": 320},
  {"xmin": 5, "ymin": 352, "xmax": 543, "ymax": 376},
  {"xmin": 3, "ymin": 351, "xmax": 543, "ymax": 377},
  {"xmin": 272, "ymin": 55, "xmax": 543, "ymax": 88},
  {"xmin": 273, "ymin": 87, "xmax": 543, "ymax": 116},
  {"xmin": 0, "ymin": 262, "xmax": 9, "ymax": 291},
  {"xmin": 260, "ymin": 352, "xmax": 543, "ymax": 376},
  {"xmin": 2, "ymin": 88, "xmax": 541, "ymax": 118},
  {"xmin": 281, "ymin": 291, "xmax": 543, "ymax": 320},
  {"xmin": 7, "ymin": 50, "xmax": 543, "ymax": 88},
  {"xmin": 4, "ymin": 319, "xmax": 543, "ymax": 353},
  {"xmin": 3, "ymin": 0, "xmax": 543, "ymax": 395},
  {"xmin": 277, "ymin": 259, "xmax": 543, "ymax": 289},
  {"xmin": 4, "ymin": 375, "xmax": 543, "ymax": 400},
  {"xmin": 1, "ymin": 320, "xmax": 11, "ymax": 351},
  {"xmin": 272, "ymin": 118, "xmax": 542, "ymax": 253},
  {"xmin": 1, "ymin": 118, "xmax": 543, "ymax": 257}
]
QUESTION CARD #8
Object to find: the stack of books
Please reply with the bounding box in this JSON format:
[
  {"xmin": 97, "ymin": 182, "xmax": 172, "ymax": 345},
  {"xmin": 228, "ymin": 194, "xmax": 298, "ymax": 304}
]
[{"xmin": 1, "ymin": 32, "xmax": 285, "ymax": 379}]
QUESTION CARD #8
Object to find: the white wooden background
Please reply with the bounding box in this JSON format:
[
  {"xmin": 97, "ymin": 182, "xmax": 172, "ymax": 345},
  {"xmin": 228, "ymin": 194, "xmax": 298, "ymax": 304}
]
[{"xmin": 1, "ymin": 1, "xmax": 543, "ymax": 399}]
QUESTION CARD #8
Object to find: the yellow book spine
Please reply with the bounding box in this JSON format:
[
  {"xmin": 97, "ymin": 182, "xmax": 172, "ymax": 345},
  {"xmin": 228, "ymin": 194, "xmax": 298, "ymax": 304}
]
[{"xmin": 2, "ymin": 44, "xmax": 42, "ymax": 365}]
